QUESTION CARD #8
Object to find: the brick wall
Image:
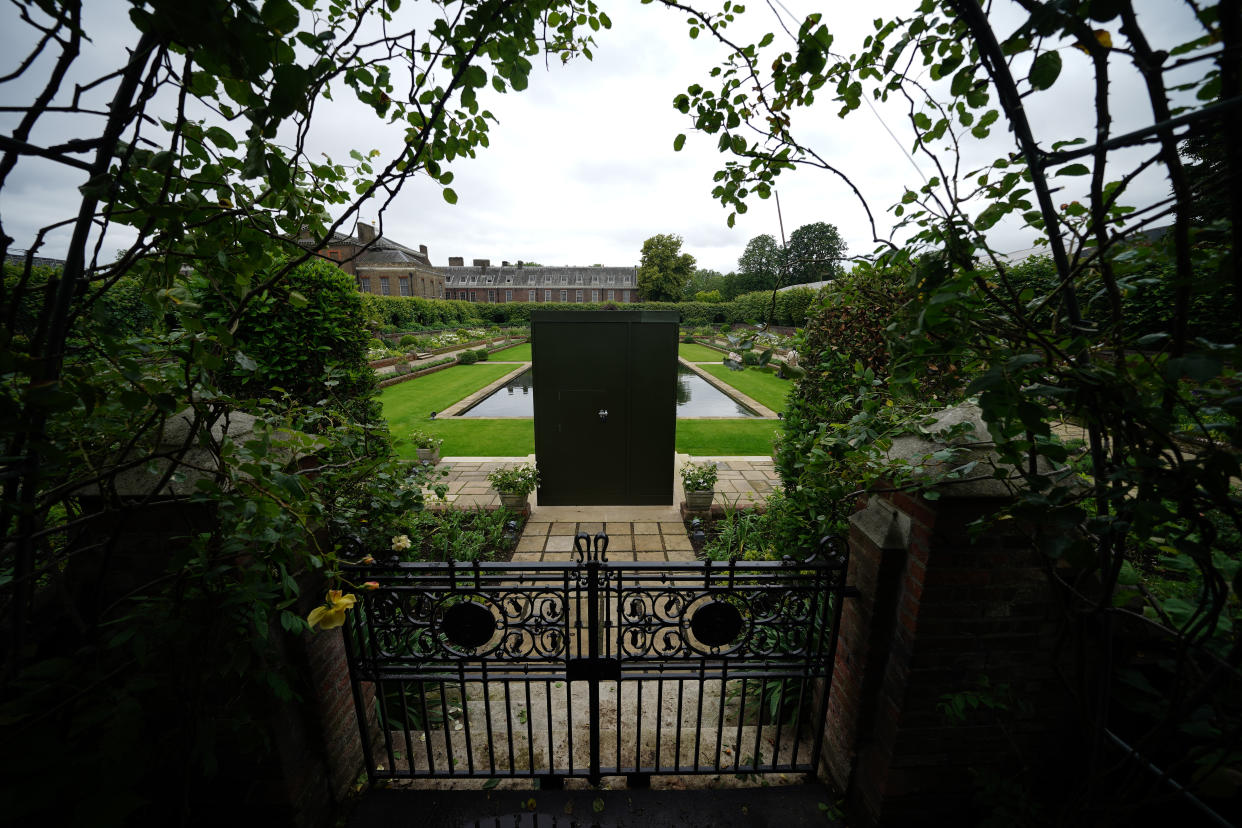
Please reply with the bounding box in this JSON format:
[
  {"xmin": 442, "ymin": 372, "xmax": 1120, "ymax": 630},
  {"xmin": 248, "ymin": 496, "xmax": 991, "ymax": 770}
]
[{"xmin": 824, "ymin": 472, "xmax": 1069, "ymax": 825}]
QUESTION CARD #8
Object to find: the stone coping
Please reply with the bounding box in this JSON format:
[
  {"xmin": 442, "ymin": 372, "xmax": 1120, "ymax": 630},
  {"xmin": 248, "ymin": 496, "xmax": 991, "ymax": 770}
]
[
  {"xmin": 436, "ymin": 363, "xmax": 531, "ymax": 417},
  {"xmin": 677, "ymin": 357, "xmax": 779, "ymax": 419}
]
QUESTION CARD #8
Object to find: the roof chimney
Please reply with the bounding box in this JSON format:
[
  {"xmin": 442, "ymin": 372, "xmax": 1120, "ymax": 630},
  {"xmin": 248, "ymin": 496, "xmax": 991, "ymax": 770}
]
[
  {"xmin": 357, "ymin": 222, "xmax": 376, "ymax": 243},
  {"xmin": 419, "ymin": 244, "xmax": 428, "ymax": 257},
  {"xmin": 472, "ymin": 258, "xmax": 490, "ymax": 268},
  {"xmin": 448, "ymin": 256, "xmax": 464, "ymax": 267}
]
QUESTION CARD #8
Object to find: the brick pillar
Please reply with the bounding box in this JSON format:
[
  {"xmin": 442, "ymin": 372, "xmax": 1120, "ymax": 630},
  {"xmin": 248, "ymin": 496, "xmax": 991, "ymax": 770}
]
[{"xmin": 823, "ymin": 404, "xmax": 1068, "ymax": 826}]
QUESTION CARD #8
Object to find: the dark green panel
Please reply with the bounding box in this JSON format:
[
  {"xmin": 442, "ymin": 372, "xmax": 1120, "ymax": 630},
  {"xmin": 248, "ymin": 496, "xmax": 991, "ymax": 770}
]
[
  {"xmin": 533, "ymin": 317, "xmax": 628, "ymax": 505},
  {"xmin": 626, "ymin": 318, "xmax": 677, "ymax": 504},
  {"xmin": 532, "ymin": 311, "xmax": 678, "ymax": 505}
]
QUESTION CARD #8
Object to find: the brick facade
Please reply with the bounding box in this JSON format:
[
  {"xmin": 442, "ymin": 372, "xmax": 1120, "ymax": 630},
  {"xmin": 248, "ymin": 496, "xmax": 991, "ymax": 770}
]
[
  {"xmin": 300, "ymin": 222, "xmax": 445, "ymax": 299},
  {"xmin": 440, "ymin": 261, "xmax": 638, "ymax": 304},
  {"xmin": 824, "ymin": 406, "xmax": 1070, "ymax": 825}
]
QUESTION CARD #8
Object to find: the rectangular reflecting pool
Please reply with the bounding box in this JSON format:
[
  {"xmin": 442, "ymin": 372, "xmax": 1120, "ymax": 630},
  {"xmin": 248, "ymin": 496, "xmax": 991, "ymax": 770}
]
[{"xmin": 457, "ymin": 365, "xmax": 760, "ymax": 418}]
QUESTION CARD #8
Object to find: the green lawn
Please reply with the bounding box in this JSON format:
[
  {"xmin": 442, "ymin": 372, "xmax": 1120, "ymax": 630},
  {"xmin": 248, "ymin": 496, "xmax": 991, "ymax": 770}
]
[
  {"xmin": 679, "ymin": 342, "xmax": 725, "ymax": 362},
  {"xmin": 410, "ymin": 419, "xmax": 534, "ymax": 458},
  {"xmin": 488, "ymin": 343, "xmax": 531, "ymax": 361},
  {"xmin": 379, "ymin": 358, "xmax": 783, "ymax": 458},
  {"xmin": 697, "ymin": 364, "xmax": 794, "ymax": 413},
  {"xmin": 382, "ymin": 363, "xmax": 515, "ymax": 452},
  {"xmin": 675, "ymin": 420, "xmax": 782, "ymax": 456}
]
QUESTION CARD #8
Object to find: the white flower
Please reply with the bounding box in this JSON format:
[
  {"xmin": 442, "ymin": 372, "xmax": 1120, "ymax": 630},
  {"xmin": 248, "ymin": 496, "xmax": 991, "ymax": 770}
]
[{"xmin": 391, "ymin": 534, "xmax": 411, "ymax": 552}]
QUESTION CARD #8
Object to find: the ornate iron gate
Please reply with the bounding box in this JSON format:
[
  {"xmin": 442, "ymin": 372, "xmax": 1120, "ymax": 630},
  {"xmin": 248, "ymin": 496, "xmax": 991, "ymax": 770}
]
[{"xmin": 342, "ymin": 533, "xmax": 854, "ymax": 786}]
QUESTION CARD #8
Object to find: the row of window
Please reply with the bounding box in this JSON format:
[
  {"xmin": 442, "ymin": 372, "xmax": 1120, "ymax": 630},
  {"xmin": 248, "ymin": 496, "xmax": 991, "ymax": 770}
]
[
  {"xmin": 447, "ymin": 274, "xmax": 627, "ymax": 285},
  {"xmin": 358, "ymin": 275, "xmax": 444, "ymax": 297},
  {"xmin": 446, "ymin": 289, "xmax": 624, "ymax": 302}
]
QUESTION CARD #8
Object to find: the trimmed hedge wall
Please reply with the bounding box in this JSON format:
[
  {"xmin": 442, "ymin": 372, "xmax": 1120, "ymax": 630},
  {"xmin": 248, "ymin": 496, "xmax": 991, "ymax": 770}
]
[{"xmin": 359, "ymin": 286, "xmax": 821, "ymax": 330}]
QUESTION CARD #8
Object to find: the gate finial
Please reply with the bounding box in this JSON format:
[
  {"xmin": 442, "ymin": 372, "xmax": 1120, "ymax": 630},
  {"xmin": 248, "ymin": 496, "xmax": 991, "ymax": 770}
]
[{"xmin": 574, "ymin": 530, "xmax": 610, "ymax": 563}]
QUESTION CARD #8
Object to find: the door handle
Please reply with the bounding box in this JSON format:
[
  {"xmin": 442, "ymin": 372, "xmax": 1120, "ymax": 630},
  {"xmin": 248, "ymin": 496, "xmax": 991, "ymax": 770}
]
[{"xmin": 598, "ymin": 409, "xmax": 608, "ymax": 423}]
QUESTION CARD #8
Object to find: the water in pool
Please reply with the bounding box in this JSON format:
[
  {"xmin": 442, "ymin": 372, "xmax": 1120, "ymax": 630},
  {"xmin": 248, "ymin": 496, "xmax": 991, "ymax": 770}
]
[{"xmin": 457, "ymin": 365, "xmax": 759, "ymax": 418}]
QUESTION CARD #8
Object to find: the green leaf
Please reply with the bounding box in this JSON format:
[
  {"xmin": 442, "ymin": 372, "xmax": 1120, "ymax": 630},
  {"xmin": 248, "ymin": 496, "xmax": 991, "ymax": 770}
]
[
  {"xmin": 1056, "ymin": 163, "xmax": 1090, "ymax": 176},
  {"xmin": 673, "ymin": 133, "xmax": 686, "ymax": 152},
  {"xmin": 1029, "ymin": 50, "xmax": 1062, "ymax": 91},
  {"xmin": 442, "ymin": 187, "xmax": 458, "ymax": 205}
]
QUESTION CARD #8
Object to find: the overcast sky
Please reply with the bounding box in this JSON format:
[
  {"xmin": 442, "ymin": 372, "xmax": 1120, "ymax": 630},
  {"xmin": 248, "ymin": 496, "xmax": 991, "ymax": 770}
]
[{"xmin": 0, "ymin": 0, "xmax": 1204, "ymax": 274}]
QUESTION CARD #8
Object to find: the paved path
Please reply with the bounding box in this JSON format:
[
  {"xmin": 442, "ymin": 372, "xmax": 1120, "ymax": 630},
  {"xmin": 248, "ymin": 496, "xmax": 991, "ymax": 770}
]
[{"xmin": 426, "ymin": 454, "xmax": 778, "ymax": 514}]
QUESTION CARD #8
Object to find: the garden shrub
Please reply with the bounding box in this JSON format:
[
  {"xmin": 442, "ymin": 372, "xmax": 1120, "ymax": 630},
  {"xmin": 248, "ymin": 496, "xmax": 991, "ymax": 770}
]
[
  {"xmin": 399, "ymin": 334, "xmax": 419, "ymax": 347},
  {"xmin": 457, "ymin": 350, "xmax": 479, "ymax": 364},
  {"xmin": 771, "ymin": 263, "xmax": 963, "ymax": 550},
  {"xmin": 201, "ymin": 259, "xmax": 383, "ymax": 432},
  {"xmin": 474, "ymin": 348, "xmax": 489, "ymax": 360}
]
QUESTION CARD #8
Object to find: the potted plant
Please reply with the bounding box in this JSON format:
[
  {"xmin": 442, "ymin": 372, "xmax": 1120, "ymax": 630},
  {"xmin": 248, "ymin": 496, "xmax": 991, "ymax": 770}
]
[
  {"xmin": 487, "ymin": 464, "xmax": 539, "ymax": 511},
  {"xmin": 680, "ymin": 461, "xmax": 718, "ymax": 511},
  {"xmin": 410, "ymin": 429, "xmax": 443, "ymax": 464}
]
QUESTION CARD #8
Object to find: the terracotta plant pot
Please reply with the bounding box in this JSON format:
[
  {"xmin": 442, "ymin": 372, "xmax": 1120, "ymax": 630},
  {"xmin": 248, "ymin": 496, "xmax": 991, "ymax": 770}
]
[{"xmin": 684, "ymin": 489, "xmax": 714, "ymax": 511}]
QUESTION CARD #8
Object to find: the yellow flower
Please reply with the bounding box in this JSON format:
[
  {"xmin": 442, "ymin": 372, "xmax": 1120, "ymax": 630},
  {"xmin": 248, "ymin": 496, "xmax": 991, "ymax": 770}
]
[
  {"xmin": 307, "ymin": 589, "xmax": 356, "ymax": 631},
  {"xmin": 391, "ymin": 534, "xmax": 412, "ymax": 552},
  {"xmin": 362, "ymin": 581, "xmax": 380, "ymax": 590}
]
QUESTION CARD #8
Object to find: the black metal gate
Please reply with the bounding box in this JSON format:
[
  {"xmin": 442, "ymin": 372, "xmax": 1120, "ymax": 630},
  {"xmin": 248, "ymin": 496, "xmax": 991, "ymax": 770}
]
[{"xmin": 342, "ymin": 534, "xmax": 854, "ymax": 786}]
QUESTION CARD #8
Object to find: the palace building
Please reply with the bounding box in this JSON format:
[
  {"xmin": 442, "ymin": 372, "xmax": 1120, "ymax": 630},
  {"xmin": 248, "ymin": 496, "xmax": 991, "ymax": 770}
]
[
  {"xmin": 440, "ymin": 258, "xmax": 638, "ymax": 304},
  {"xmin": 299, "ymin": 222, "xmax": 445, "ymax": 299}
]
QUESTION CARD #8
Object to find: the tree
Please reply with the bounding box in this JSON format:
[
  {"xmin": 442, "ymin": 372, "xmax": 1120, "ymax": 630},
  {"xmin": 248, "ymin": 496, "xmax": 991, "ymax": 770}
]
[
  {"xmin": 672, "ymin": 0, "xmax": 1240, "ymax": 818},
  {"xmin": 0, "ymin": 0, "xmax": 612, "ymax": 820},
  {"xmin": 734, "ymin": 233, "xmax": 784, "ymax": 295},
  {"xmin": 786, "ymin": 222, "xmax": 846, "ymax": 285},
  {"xmin": 637, "ymin": 234, "xmax": 695, "ymax": 301},
  {"xmin": 684, "ymin": 267, "xmax": 728, "ymax": 297}
]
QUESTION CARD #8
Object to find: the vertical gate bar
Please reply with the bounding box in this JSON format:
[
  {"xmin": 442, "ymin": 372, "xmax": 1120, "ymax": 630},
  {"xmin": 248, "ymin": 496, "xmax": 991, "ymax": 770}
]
[
  {"xmin": 375, "ymin": 680, "xmax": 397, "ymax": 776},
  {"xmin": 714, "ymin": 664, "xmax": 728, "ymax": 772},
  {"xmin": 397, "ymin": 681, "xmax": 417, "ymax": 774},
  {"xmin": 524, "ymin": 670, "xmax": 535, "ymax": 777},
  {"xmin": 789, "ymin": 677, "xmax": 806, "ymax": 769},
  {"xmin": 440, "ymin": 679, "xmax": 454, "ymax": 775},
  {"xmin": 809, "ymin": 566, "xmax": 848, "ymax": 773},
  {"xmin": 674, "ymin": 678, "xmax": 684, "ymax": 770},
  {"xmin": 636, "ymin": 668, "xmax": 644, "ymax": 772},
  {"xmin": 734, "ymin": 676, "xmax": 747, "ymax": 771},
  {"xmin": 654, "ymin": 671, "xmax": 664, "ymax": 773},
  {"xmin": 416, "ymin": 680, "xmax": 435, "ymax": 775},
  {"xmin": 610, "ymin": 564, "xmax": 619, "ymax": 772},
  {"xmin": 563, "ymin": 567, "xmax": 574, "ymax": 776},
  {"xmin": 544, "ymin": 677, "xmax": 555, "ymax": 774},
  {"xmin": 566, "ymin": 669, "xmax": 576, "ymax": 775},
  {"xmin": 482, "ymin": 661, "xmax": 496, "ymax": 775},
  {"xmin": 586, "ymin": 556, "xmax": 601, "ymax": 782},
  {"xmin": 503, "ymin": 679, "xmax": 516, "ymax": 774},
  {"xmin": 752, "ymin": 676, "xmax": 766, "ymax": 771},
  {"xmin": 789, "ymin": 583, "xmax": 809, "ymax": 769},
  {"xmin": 772, "ymin": 676, "xmax": 789, "ymax": 769},
  {"xmin": 459, "ymin": 663, "xmax": 475, "ymax": 775},
  {"xmin": 343, "ymin": 610, "xmax": 378, "ymax": 784},
  {"xmin": 693, "ymin": 659, "xmax": 706, "ymax": 771}
]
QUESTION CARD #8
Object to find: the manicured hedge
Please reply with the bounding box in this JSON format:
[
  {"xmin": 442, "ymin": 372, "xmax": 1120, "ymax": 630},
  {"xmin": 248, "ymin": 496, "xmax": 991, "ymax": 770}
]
[{"xmin": 356, "ymin": 286, "xmax": 821, "ymax": 331}]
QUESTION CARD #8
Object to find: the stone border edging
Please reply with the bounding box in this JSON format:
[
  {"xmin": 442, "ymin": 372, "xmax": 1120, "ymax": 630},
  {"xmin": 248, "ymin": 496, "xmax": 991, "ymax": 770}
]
[
  {"xmin": 369, "ymin": 335, "xmax": 527, "ymax": 369},
  {"xmin": 437, "ymin": 363, "xmax": 532, "ymax": 417},
  {"xmin": 677, "ymin": 357, "xmax": 779, "ymax": 418},
  {"xmin": 376, "ymin": 359, "xmax": 457, "ymax": 388}
]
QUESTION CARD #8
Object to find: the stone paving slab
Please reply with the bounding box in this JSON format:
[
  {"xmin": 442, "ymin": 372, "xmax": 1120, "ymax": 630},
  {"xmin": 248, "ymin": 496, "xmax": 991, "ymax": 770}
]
[{"xmin": 422, "ymin": 455, "xmax": 778, "ymax": 551}]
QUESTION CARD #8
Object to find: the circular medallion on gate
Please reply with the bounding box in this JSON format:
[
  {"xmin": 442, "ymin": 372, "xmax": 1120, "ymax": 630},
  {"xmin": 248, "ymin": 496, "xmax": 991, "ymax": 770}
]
[
  {"xmin": 689, "ymin": 600, "xmax": 744, "ymax": 649},
  {"xmin": 441, "ymin": 600, "xmax": 496, "ymax": 650}
]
